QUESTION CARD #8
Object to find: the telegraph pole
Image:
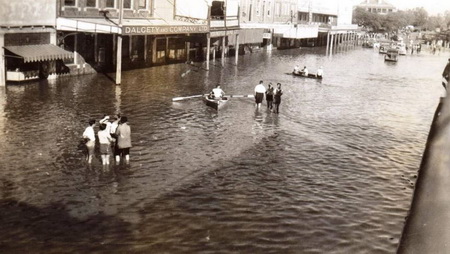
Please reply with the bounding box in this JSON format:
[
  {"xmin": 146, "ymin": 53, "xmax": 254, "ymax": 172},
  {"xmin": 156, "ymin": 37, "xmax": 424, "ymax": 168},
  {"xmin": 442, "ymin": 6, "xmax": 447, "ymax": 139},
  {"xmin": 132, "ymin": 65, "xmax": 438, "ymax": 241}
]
[
  {"xmin": 206, "ymin": 0, "xmax": 212, "ymax": 71},
  {"xmin": 116, "ymin": 0, "xmax": 123, "ymax": 85}
]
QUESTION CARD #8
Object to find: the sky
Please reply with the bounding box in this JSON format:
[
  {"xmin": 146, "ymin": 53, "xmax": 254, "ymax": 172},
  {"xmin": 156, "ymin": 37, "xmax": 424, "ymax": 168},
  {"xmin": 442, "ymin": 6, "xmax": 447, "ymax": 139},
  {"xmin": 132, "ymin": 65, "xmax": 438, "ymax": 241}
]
[{"xmin": 352, "ymin": 0, "xmax": 450, "ymax": 15}]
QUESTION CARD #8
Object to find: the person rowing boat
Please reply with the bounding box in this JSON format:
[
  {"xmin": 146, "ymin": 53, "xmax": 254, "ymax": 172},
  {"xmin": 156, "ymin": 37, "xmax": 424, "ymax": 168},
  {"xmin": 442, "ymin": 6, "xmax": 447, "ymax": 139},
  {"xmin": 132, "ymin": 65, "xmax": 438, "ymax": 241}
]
[
  {"xmin": 316, "ymin": 66, "xmax": 323, "ymax": 78},
  {"xmin": 208, "ymin": 84, "xmax": 225, "ymax": 99}
]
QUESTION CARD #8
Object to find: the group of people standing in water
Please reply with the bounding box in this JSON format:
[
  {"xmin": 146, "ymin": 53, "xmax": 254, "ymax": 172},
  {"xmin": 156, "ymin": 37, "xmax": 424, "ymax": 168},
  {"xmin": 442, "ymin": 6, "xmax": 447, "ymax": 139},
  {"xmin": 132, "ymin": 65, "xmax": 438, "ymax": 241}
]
[
  {"xmin": 254, "ymin": 81, "xmax": 283, "ymax": 113},
  {"xmin": 82, "ymin": 114, "xmax": 132, "ymax": 165}
]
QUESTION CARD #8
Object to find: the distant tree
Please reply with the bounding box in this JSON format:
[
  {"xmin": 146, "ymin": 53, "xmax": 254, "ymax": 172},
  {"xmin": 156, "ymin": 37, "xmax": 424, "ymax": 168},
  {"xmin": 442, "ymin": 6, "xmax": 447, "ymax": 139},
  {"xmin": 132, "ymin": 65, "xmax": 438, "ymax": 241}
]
[
  {"xmin": 444, "ymin": 11, "xmax": 450, "ymax": 29},
  {"xmin": 425, "ymin": 15, "xmax": 445, "ymax": 31},
  {"xmin": 352, "ymin": 7, "xmax": 383, "ymax": 31},
  {"xmin": 382, "ymin": 12, "xmax": 409, "ymax": 32},
  {"xmin": 411, "ymin": 7, "xmax": 428, "ymax": 28}
]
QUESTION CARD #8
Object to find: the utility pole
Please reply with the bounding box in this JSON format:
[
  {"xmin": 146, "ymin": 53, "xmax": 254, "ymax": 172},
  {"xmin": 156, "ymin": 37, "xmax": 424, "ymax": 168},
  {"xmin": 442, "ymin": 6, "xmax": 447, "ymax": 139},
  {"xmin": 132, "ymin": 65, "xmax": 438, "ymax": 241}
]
[
  {"xmin": 206, "ymin": 0, "xmax": 212, "ymax": 71},
  {"xmin": 116, "ymin": 0, "xmax": 123, "ymax": 85}
]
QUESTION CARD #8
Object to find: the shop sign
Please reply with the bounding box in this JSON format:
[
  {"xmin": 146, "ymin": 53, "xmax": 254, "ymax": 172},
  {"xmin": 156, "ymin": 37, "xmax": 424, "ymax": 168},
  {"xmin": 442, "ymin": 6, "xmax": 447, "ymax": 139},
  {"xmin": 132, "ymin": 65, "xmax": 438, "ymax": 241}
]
[
  {"xmin": 210, "ymin": 30, "xmax": 238, "ymax": 38},
  {"xmin": 263, "ymin": 33, "xmax": 272, "ymax": 39},
  {"xmin": 123, "ymin": 25, "xmax": 209, "ymax": 35}
]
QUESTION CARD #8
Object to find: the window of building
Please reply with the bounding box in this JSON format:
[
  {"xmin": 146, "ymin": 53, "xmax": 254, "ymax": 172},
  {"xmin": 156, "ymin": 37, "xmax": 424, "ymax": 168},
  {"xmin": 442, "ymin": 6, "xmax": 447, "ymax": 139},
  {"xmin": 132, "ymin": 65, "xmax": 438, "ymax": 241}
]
[
  {"xmin": 64, "ymin": 0, "xmax": 76, "ymax": 6},
  {"xmin": 124, "ymin": 0, "xmax": 131, "ymax": 9},
  {"xmin": 86, "ymin": 0, "xmax": 96, "ymax": 7},
  {"xmin": 267, "ymin": 1, "xmax": 271, "ymax": 16},
  {"xmin": 211, "ymin": 1, "xmax": 225, "ymax": 20},
  {"xmin": 256, "ymin": 0, "xmax": 260, "ymax": 16},
  {"xmin": 106, "ymin": 0, "xmax": 115, "ymax": 8},
  {"xmin": 138, "ymin": 0, "xmax": 146, "ymax": 9},
  {"xmin": 275, "ymin": 3, "xmax": 280, "ymax": 16}
]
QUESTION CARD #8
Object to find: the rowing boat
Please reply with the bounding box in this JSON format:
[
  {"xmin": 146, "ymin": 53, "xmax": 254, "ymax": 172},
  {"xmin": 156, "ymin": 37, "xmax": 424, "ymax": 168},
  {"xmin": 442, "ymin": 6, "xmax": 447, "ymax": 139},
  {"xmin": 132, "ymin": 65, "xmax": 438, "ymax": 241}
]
[
  {"xmin": 203, "ymin": 96, "xmax": 228, "ymax": 110},
  {"xmin": 292, "ymin": 72, "xmax": 323, "ymax": 79}
]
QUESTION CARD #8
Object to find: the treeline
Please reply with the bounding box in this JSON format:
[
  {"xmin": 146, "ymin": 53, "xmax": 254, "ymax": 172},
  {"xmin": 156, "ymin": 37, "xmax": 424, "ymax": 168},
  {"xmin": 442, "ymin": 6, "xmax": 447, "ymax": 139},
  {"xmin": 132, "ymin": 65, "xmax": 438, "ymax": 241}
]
[{"xmin": 352, "ymin": 7, "xmax": 450, "ymax": 32}]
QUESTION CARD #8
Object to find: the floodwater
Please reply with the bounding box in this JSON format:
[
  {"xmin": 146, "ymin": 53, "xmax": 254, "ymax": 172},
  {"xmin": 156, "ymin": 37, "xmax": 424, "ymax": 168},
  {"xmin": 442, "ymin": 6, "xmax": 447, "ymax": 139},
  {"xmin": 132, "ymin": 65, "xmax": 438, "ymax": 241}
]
[{"xmin": 0, "ymin": 45, "xmax": 447, "ymax": 253}]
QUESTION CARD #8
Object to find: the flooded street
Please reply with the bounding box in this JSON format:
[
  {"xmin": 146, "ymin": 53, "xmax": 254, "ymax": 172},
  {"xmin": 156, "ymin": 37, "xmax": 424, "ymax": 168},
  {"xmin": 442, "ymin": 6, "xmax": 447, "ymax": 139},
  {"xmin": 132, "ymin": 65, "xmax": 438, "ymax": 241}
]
[{"xmin": 0, "ymin": 46, "xmax": 447, "ymax": 253}]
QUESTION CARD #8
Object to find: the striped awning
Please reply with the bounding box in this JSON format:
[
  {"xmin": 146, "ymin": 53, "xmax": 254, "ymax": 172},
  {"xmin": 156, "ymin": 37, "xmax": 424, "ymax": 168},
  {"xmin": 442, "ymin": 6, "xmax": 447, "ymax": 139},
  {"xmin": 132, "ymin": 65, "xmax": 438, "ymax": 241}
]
[{"xmin": 4, "ymin": 44, "xmax": 73, "ymax": 63}]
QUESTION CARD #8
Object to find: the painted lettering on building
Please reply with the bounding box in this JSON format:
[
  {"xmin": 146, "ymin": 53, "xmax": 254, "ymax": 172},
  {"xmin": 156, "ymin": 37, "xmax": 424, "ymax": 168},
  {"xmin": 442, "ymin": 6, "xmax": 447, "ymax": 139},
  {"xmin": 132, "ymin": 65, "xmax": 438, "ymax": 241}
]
[{"xmin": 123, "ymin": 25, "xmax": 209, "ymax": 35}]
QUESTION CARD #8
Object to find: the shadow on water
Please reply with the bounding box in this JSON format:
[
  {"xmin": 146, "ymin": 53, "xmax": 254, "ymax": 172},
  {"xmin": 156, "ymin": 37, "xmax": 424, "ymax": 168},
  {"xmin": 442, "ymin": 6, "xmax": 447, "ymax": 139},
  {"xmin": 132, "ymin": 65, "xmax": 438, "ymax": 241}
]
[{"xmin": 0, "ymin": 197, "xmax": 133, "ymax": 253}]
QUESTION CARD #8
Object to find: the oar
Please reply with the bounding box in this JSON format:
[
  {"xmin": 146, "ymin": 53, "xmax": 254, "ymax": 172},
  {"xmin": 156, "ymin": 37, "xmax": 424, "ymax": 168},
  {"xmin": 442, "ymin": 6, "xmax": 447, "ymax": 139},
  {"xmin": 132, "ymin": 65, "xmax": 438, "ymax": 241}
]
[
  {"xmin": 172, "ymin": 94, "xmax": 206, "ymax": 102},
  {"xmin": 228, "ymin": 94, "xmax": 255, "ymax": 98}
]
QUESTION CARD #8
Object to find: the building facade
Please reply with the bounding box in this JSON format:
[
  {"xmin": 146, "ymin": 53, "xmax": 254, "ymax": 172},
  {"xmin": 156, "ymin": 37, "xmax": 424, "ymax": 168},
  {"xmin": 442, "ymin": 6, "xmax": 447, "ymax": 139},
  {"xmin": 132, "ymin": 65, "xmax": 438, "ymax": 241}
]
[
  {"xmin": 355, "ymin": 0, "xmax": 397, "ymax": 15},
  {"xmin": 239, "ymin": 0, "xmax": 308, "ymax": 49},
  {"xmin": 0, "ymin": 0, "xmax": 74, "ymax": 86},
  {"xmin": 1, "ymin": 0, "xmax": 359, "ymax": 86},
  {"xmin": 57, "ymin": 0, "xmax": 210, "ymax": 78},
  {"xmin": 296, "ymin": 0, "xmax": 358, "ymax": 49}
]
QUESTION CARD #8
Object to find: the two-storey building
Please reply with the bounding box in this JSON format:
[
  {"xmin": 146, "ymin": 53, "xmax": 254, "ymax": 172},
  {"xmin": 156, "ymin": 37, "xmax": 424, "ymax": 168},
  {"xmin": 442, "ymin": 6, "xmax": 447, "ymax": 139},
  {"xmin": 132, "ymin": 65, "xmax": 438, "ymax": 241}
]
[
  {"xmin": 239, "ymin": 0, "xmax": 308, "ymax": 50},
  {"xmin": 57, "ymin": 0, "xmax": 210, "ymax": 80},
  {"xmin": 0, "ymin": 0, "xmax": 74, "ymax": 86}
]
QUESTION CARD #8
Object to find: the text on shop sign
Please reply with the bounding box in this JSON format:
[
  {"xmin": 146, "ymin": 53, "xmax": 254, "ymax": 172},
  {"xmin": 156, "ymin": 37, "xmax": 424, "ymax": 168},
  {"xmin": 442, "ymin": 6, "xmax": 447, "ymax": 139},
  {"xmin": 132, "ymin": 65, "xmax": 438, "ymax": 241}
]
[{"xmin": 123, "ymin": 25, "xmax": 209, "ymax": 35}]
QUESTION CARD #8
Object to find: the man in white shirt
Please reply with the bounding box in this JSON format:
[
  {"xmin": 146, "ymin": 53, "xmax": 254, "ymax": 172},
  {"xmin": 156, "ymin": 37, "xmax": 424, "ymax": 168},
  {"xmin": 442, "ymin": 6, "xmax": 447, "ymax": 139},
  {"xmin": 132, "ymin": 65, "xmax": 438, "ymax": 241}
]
[
  {"xmin": 254, "ymin": 80, "xmax": 266, "ymax": 109},
  {"xmin": 316, "ymin": 66, "xmax": 323, "ymax": 77},
  {"xmin": 212, "ymin": 85, "xmax": 225, "ymax": 99},
  {"xmin": 302, "ymin": 66, "xmax": 308, "ymax": 76}
]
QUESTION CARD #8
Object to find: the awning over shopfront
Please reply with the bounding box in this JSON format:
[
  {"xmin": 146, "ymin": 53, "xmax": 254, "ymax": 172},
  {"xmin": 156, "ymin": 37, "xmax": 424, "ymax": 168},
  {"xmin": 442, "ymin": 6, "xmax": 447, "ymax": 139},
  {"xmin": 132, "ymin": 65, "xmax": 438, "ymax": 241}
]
[
  {"xmin": 273, "ymin": 25, "xmax": 319, "ymax": 39},
  {"xmin": 4, "ymin": 44, "xmax": 74, "ymax": 63},
  {"xmin": 229, "ymin": 28, "xmax": 264, "ymax": 45}
]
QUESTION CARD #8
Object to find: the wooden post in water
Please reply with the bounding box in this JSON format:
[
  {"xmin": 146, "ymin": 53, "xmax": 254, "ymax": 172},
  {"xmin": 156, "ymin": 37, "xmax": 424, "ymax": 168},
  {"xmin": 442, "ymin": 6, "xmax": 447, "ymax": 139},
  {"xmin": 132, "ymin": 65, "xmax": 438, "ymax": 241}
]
[
  {"xmin": 186, "ymin": 41, "xmax": 190, "ymax": 62},
  {"xmin": 206, "ymin": 33, "xmax": 211, "ymax": 70},
  {"xmin": 235, "ymin": 33, "xmax": 239, "ymax": 65},
  {"xmin": 326, "ymin": 32, "xmax": 330, "ymax": 56},
  {"xmin": 329, "ymin": 33, "xmax": 334, "ymax": 56},
  {"xmin": 115, "ymin": 0, "xmax": 123, "ymax": 85},
  {"xmin": 221, "ymin": 36, "xmax": 225, "ymax": 66}
]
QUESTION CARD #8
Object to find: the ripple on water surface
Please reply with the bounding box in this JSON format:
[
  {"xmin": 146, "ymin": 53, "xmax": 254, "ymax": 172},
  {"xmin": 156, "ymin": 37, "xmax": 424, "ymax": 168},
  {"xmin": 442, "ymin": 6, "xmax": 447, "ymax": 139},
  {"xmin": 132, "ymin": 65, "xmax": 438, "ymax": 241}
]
[{"xmin": 0, "ymin": 47, "xmax": 445, "ymax": 253}]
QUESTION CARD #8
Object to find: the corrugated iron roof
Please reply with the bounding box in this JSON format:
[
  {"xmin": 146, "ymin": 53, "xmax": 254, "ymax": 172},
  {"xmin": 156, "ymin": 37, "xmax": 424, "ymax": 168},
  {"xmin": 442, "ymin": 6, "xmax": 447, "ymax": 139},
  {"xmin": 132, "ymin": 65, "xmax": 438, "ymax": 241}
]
[{"xmin": 4, "ymin": 44, "xmax": 73, "ymax": 63}]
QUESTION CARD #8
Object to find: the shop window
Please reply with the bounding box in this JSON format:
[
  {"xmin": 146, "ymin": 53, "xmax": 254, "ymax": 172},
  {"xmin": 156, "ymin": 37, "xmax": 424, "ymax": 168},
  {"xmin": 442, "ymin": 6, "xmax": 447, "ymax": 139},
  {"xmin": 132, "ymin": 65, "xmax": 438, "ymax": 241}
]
[
  {"xmin": 256, "ymin": 0, "xmax": 260, "ymax": 16},
  {"xmin": 275, "ymin": 3, "xmax": 280, "ymax": 16},
  {"xmin": 138, "ymin": 0, "xmax": 146, "ymax": 9},
  {"xmin": 211, "ymin": 1, "xmax": 225, "ymax": 20},
  {"xmin": 106, "ymin": 0, "xmax": 115, "ymax": 8},
  {"xmin": 124, "ymin": 0, "xmax": 131, "ymax": 9},
  {"xmin": 65, "ymin": 0, "xmax": 76, "ymax": 6},
  {"xmin": 86, "ymin": 0, "xmax": 96, "ymax": 7}
]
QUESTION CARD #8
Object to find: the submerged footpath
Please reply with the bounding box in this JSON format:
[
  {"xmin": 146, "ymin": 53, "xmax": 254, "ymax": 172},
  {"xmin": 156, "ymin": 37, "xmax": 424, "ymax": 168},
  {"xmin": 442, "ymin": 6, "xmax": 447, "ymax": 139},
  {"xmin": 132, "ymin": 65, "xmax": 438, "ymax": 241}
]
[{"xmin": 397, "ymin": 92, "xmax": 450, "ymax": 253}]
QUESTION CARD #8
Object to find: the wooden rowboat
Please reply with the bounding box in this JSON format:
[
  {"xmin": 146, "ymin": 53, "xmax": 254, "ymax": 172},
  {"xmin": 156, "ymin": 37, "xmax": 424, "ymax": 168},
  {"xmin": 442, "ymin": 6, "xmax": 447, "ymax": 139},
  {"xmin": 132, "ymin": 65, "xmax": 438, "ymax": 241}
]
[
  {"xmin": 203, "ymin": 96, "xmax": 228, "ymax": 110},
  {"xmin": 292, "ymin": 71, "xmax": 323, "ymax": 80}
]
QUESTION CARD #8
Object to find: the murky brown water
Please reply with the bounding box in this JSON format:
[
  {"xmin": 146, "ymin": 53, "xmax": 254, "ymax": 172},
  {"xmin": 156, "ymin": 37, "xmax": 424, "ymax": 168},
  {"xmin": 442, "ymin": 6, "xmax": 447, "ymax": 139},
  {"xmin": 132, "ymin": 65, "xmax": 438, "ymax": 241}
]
[{"xmin": 0, "ymin": 46, "xmax": 447, "ymax": 253}]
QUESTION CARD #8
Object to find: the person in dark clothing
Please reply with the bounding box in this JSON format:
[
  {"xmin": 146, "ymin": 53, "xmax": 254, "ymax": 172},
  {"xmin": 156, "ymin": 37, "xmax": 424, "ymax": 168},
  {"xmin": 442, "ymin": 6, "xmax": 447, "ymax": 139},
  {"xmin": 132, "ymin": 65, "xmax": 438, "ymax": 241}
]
[
  {"xmin": 273, "ymin": 83, "xmax": 283, "ymax": 114},
  {"xmin": 266, "ymin": 83, "xmax": 274, "ymax": 110},
  {"xmin": 443, "ymin": 58, "xmax": 450, "ymax": 90}
]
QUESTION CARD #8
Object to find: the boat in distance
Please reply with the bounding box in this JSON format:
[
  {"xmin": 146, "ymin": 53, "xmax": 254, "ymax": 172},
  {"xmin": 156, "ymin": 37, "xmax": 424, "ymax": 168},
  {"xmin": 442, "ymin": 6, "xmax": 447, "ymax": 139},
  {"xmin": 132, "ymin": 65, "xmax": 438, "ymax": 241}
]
[
  {"xmin": 203, "ymin": 96, "xmax": 228, "ymax": 110},
  {"xmin": 291, "ymin": 72, "xmax": 323, "ymax": 80}
]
